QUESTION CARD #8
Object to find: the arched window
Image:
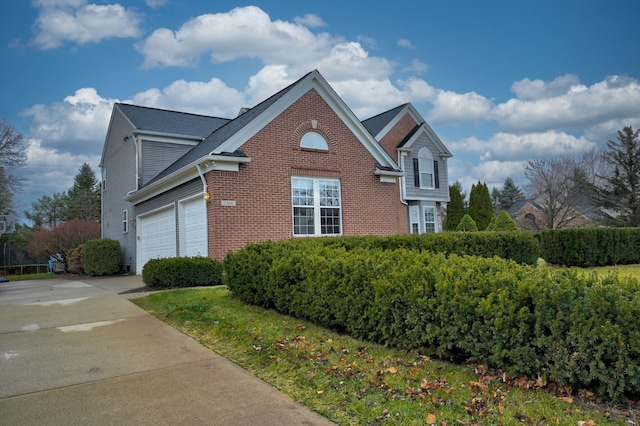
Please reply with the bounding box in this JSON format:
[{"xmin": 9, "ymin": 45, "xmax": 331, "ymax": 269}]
[{"xmin": 300, "ymin": 132, "xmax": 328, "ymax": 150}]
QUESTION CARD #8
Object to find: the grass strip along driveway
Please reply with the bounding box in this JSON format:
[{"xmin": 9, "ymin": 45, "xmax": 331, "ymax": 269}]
[{"xmin": 133, "ymin": 287, "xmax": 633, "ymax": 425}]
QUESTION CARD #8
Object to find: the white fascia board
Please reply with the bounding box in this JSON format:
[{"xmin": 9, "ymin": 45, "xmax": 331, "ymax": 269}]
[
  {"xmin": 125, "ymin": 155, "xmax": 251, "ymax": 204},
  {"xmin": 212, "ymin": 70, "xmax": 400, "ymax": 171},
  {"xmin": 311, "ymin": 75, "xmax": 400, "ymax": 170},
  {"xmin": 134, "ymin": 130, "xmax": 202, "ymax": 145},
  {"xmin": 399, "ymin": 123, "xmax": 453, "ymax": 158}
]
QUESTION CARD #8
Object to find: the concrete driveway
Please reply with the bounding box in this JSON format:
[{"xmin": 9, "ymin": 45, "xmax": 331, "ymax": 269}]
[{"xmin": 0, "ymin": 276, "xmax": 335, "ymax": 425}]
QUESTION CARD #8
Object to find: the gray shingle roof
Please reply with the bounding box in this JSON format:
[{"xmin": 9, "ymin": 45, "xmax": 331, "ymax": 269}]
[
  {"xmin": 144, "ymin": 71, "xmax": 309, "ymax": 186},
  {"xmin": 116, "ymin": 103, "xmax": 230, "ymax": 138},
  {"xmin": 361, "ymin": 103, "xmax": 408, "ymax": 138}
]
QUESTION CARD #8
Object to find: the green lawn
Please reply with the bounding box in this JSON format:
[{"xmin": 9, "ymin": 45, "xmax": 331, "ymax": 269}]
[{"xmin": 133, "ymin": 285, "xmax": 633, "ymax": 425}]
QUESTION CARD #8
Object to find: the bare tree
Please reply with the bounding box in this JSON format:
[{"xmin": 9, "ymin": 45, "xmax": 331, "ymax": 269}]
[
  {"xmin": 0, "ymin": 119, "xmax": 28, "ymax": 213},
  {"xmin": 525, "ymin": 157, "xmax": 583, "ymax": 229}
]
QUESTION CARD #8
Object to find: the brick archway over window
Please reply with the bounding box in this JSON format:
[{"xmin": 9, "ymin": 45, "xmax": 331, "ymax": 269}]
[{"xmin": 291, "ymin": 120, "xmax": 336, "ymax": 150}]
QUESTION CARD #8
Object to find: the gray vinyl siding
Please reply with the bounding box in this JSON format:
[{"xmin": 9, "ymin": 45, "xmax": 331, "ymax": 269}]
[
  {"xmin": 100, "ymin": 109, "xmax": 138, "ymax": 273},
  {"xmin": 134, "ymin": 178, "xmax": 203, "ymax": 257},
  {"xmin": 405, "ymin": 133, "xmax": 449, "ymax": 202},
  {"xmin": 140, "ymin": 140, "xmax": 195, "ymax": 186}
]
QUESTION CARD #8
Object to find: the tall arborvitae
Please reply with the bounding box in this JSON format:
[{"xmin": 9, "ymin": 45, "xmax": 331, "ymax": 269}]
[
  {"xmin": 445, "ymin": 184, "xmax": 464, "ymax": 231},
  {"xmin": 468, "ymin": 181, "xmax": 494, "ymax": 230}
]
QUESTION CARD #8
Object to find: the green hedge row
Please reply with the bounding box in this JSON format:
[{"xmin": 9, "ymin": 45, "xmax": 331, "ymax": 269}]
[
  {"xmin": 142, "ymin": 256, "xmax": 224, "ymax": 288},
  {"xmin": 224, "ymin": 240, "xmax": 640, "ymax": 401},
  {"xmin": 82, "ymin": 239, "xmax": 121, "ymax": 276},
  {"xmin": 269, "ymin": 231, "xmax": 539, "ymax": 265},
  {"xmin": 540, "ymin": 227, "xmax": 640, "ymax": 267}
]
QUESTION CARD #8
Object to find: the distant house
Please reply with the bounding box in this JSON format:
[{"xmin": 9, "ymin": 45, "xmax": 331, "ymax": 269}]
[
  {"xmin": 507, "ymin": 197, "xmax": 603, "ymax": 230},
  {"xmin": 100, "ymin": 70, "xmax": 452, "ymax": 274}
]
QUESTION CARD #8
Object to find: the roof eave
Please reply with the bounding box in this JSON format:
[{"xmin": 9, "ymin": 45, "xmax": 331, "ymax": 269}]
[{"xmin": 125, "ymin": 154, "xmax": 251, "ymax": 204}]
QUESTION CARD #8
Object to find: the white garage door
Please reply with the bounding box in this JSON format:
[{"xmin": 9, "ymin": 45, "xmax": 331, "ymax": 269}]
[
  {"xmin": 137, "ymin": 206, "xmax": 176, "ymax": 274},
  {"xmin": 180, "ymin": 197, "xmax": 208, "ymax": 257}
]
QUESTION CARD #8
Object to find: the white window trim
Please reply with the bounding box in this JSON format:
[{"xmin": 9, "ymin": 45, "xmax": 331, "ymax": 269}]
[
  {"xmin": 409, "ymin": 205, "xmax": 420, "ymax": 234},
  {"xmin": 423, "ymin": 206, "xmax": 436, "ymax": 233},
  {"xmin": 418, "ymin": 147, "xmax": 434, "ymax": 189},
  {"xmin": 123, "ymin": 209, "xmax": 128, "ymax": 233},
  {"xmin": 300, "ymin": 132, "xmax": 329, "ymax": 150},
  {"xmin": 292, "ymin": 177, "xmax": 342, "ymax": 237}
]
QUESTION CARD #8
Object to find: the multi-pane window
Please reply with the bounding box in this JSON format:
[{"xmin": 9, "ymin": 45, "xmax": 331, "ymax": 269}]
[
  {"xmin": 424, "ymin": 206, "xmax": 436, "ymax": 233},
  {"xmin": 409, "ymin": 206, "xmax": 420, "ymax": 234},
  {"xmin": 418, "ymin": 147, "xmax": 434, "ymax": 188},
  {"xmin": 292, "ymin": 177, "xmax": 341, "ymax": 236},
  {"xmin": 123, "ymin": 210, "xmax": 128, "ymax": 233}
]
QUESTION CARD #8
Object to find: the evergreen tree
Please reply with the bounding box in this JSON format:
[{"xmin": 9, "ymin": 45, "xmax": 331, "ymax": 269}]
[
  {"xmin": 456, "ymin": 214, "xmax": 478, "ymax": 232},
  {"xmin": 468, "ymin": 181, "xmax": 494, "ymax": 230},
  {"xmin": 593, "ymin": 126, "xmax": 640, "ymax": 227},
  {"xmin": 493, "ymin": 210, "xmax": 519, "ymax": 231},
  {"xmin": 445, "ymin": 184, "xmax": 464, "ymax": 231},
  {"xmin": 65, "ymin": 163, "xmax": 101, "ymax": 222},
  {"xmin": 498, "ymin": 177, "xmax": 524, "ymax": 209},
  {"xmin": 24, "ymin": 193, "xmax": 66, "ymax": 229}
]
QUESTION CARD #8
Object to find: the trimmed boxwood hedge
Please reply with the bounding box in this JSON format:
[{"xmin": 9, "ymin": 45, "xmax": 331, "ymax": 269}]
[
  {"xmin": 540, "ymin": 227, "xmax": 640, "ymax": 267},
  {"xmin": 82, "ymin": 238, "xmax": 121, "ymax": 276},
  {"xmin": 224, "ymin": 239, "xmax": 640, "ymax": 401},
  {"xmin": 142, "ymin": 256, "xmax": 224, "ymax": 288}
]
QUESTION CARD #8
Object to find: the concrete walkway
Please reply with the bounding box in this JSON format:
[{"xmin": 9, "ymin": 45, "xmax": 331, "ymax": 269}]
[{"xmin": 0, "ymin": 275, "xmax": 335, "ymax": 425}]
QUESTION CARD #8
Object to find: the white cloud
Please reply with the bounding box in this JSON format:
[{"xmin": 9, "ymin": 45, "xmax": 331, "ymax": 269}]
[
  {"xmin": 145, "ymin": 0, "xmax": 166, "ymax": 8},
  {"xmin": 449, "ymin": 131, "xmax": 595, "ymax": 162},
  {"xmin": 426, "ymin": 88, "xmax": 493, "ymax": 125},
  {"xmin": 134, "ymin": 5, "xmax": 396, "ymax": 83},
  {"xmin": 472, "ymin": 160, "xmax": 528, "ymax": 186},
  {"xmin": 511, "ymin": 74, "xmax": 580, "ymax": 100},
  {"xmin": 493, "ymin": 75, "xmax": 640, "ymax": 133},
  {"xmin": 136, "ymin": 6, "xmax": 336, "ymax": 68},
  {"xmin": 32, "ymin": 0, "xmax": 142, "ymax": 49},
  {"xmin": 132, "ymin": 77, "xmax": 245, "ymax": 117},
  {"xmin": 19, "ymin": 138, "xmax": 101, "ymax": 201},
  {"xmin": 397, "ymin": 39, "xmax": 415, "ymax": 49},
  {"xmin": 402, "ymin": 59, "xmax": 429, "ymax": 74},
  {"xmin": 22, "ymin": 88, "xmax": 116, "ymax": 152},
  {"xmin": 294, "ymin": 13, "xmax": 326, "ymax": 28}
]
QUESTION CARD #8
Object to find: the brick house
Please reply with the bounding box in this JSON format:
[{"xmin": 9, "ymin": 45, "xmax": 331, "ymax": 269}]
[
  {"xmin": 507, "ymin": 197, "xmax": 602, "ymax": 230},
  {"xmin": 100, "ymin": 70, "xmax": 452, "ymax": 274}
]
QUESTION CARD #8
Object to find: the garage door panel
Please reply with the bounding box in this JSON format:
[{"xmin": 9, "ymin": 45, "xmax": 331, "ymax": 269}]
[
  {"xmin": 138, "ymin": 207, "xmax": 176, "ymax": 274},
  {"xmin": 181, "ymin": 198, "xmax": 207, "ymax": 257}
]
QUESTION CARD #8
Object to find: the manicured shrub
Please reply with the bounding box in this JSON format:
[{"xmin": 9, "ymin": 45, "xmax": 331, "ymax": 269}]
[
  {"xmin": 540, "ymin": 227, "xmax": 640, "ymax": 267},
  {"xmin": 142, "ymin": 256, "xmax": 224, "ymax": 288},
  {"xmin": 82, "ymin": 239, "xmax": 121, "ymax": 276},
  {"xmin": 456, "ymin": 214, "xmax": 478, "ymax": 232},
  {"xmin": 493, "ymin": 210, "xmax": 519, "ymax": 232},
  {"xmin": 224, "ymin": 239, "xmax": 640, "ymax": 401}
]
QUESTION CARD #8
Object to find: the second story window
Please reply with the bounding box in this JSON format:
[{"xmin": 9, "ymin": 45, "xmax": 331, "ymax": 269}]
[{"xmin": 413, "ymin": 148, "xmax": 439, "ymax": 189}]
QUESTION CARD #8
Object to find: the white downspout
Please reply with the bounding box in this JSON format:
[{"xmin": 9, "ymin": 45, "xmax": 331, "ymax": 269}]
[
  {"xmin": 196, "ymin": 161, "xmax": 213, "ymax": 201},
  {"xmin": 398, "ymin": 150, "xmax": 408, "ymax": 206}
]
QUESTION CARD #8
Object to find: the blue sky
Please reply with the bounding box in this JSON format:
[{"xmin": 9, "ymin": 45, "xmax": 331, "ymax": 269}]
[{"xmin": 1, "ymin": 0, "xmax": 639, "ymax": 216}]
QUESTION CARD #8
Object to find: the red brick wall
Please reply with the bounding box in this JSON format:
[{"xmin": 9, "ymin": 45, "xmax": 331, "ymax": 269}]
[
  {"xmin": 378, "ymin": 113, "xmax": 418, "ymax": 160},
  {"xmin": 205, "ymin": 89, "xmax": 408, "ymax": 259}
]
